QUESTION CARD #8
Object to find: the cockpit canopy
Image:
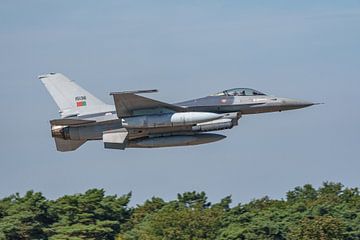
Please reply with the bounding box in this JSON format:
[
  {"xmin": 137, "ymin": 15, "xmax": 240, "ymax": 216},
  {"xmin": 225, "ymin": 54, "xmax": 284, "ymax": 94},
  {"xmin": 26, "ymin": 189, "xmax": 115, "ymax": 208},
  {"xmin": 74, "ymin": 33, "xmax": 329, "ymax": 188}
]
[{"xmin": 212, "ymin": 88, "xmax": 266, "ymax": 97}]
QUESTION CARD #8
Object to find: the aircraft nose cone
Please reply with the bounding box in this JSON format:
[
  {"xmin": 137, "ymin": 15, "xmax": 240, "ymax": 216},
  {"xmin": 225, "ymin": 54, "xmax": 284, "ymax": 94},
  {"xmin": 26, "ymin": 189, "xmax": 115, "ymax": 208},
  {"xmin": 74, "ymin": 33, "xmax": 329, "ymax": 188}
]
[
  {"xmin": 282, "ymin": 98, "xmax": 315, "ymax": 109},
  {"xmin": 290, "ymin": 99, "xmax": 314, "ymax": 107}
]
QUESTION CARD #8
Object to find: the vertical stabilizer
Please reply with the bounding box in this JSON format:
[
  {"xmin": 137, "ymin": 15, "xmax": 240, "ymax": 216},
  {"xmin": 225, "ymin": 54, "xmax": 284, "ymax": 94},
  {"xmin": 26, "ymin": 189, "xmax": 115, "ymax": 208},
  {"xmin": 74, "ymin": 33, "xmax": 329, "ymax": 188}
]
[{"xmin": 39, "ymin": 73, "xmax": 110, "ymax": 118}]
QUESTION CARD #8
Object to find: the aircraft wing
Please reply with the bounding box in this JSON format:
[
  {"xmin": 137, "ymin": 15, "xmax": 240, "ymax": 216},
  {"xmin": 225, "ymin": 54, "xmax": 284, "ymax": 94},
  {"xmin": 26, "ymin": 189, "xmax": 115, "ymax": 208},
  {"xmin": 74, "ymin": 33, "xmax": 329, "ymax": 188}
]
[{"xmin": 110, "ymin": 90, "xmax": 186, "ymax": 118}]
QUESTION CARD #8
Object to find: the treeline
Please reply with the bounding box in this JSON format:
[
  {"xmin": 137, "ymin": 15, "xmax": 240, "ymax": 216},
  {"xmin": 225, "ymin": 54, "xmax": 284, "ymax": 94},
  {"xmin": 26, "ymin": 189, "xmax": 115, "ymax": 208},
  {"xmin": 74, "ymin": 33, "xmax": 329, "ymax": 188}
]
[{"xmin": 0, "ymin": 182, "xmax": 359, "ymax": 240}]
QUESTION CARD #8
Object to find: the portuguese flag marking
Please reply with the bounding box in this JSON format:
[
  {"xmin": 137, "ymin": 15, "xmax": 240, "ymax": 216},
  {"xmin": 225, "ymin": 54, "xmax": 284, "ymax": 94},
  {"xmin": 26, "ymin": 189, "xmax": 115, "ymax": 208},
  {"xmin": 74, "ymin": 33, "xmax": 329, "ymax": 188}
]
[{"xmin": 76, "ymin": 101, "xmax": 87, "ymax": 107}]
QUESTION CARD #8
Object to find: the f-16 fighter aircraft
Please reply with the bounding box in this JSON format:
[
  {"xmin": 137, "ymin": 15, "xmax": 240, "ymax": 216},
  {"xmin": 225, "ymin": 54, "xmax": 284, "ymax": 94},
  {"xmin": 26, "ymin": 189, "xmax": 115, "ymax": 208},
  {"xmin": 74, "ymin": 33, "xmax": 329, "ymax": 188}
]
[{"xmin": 40, "ymin": 73, "xmax": 317, "ymax": 152}]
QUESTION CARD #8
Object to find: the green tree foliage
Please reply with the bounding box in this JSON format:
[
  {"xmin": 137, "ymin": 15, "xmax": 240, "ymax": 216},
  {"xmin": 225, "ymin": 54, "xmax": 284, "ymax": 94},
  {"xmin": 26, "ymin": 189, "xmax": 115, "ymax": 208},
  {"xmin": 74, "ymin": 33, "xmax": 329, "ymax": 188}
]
[
  {"xmin": 122, "ymin": 197, "xmax": 166, "ymax": 232},
  {"xmin": 217, "ymin": 182, "xmax": 360, "ymax": 240},
  {"xmin": 0, "ymin": 191, "xmax": 52, "ymax": 240},
  {"xmin": 288, "ymin": 216, "xmax": 345, "ymax": 240},
  {"xmin": 47, "ymin": 189, "xmax": 131, "ymax": 240},
  {"xmin": 119, "ymin": 191, "xmax": 229, "ymax": 240},
  {"xmin": 0, "ymin": 183, "xmax": 359, "ymax": 240}
]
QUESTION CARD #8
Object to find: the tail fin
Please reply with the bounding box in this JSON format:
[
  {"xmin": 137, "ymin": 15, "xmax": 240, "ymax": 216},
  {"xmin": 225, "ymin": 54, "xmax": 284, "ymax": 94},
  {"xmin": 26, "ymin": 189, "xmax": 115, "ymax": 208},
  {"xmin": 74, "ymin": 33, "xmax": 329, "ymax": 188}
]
[{"xmin": 39, "ymin": 73, "xmax": 108, "ymax": 118}]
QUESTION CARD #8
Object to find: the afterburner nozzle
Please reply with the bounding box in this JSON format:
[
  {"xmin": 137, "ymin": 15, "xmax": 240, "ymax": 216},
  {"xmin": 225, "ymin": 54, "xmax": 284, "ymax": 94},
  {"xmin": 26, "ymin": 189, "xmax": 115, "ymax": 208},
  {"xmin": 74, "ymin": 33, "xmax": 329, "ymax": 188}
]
[{"xmin": 51, "ymin": 125, "xmax": 70, "ymax": 139}]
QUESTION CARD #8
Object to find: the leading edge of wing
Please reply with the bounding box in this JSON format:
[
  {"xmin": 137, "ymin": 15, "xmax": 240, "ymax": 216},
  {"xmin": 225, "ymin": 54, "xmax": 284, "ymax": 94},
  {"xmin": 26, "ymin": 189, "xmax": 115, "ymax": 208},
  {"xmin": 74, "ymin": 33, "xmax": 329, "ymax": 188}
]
[{"xmin": 110, "ymin": 91, "xmax": 186, "ymax": 118}]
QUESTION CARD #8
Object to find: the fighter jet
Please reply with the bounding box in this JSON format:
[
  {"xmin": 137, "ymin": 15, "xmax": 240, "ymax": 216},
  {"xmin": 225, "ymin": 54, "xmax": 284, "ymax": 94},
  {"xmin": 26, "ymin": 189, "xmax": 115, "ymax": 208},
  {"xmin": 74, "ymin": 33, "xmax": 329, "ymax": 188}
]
[{"xmin": 39, "ymin": 73, "xmax": 317, "ymax": 151}]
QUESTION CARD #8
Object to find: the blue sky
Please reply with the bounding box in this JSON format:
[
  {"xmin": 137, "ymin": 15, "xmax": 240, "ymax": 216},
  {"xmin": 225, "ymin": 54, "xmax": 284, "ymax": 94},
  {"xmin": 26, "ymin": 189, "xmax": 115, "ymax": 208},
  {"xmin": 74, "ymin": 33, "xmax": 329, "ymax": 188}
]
[{"xmin": 0, "ymin": 0, "xmax": 359, "ymax": 205}]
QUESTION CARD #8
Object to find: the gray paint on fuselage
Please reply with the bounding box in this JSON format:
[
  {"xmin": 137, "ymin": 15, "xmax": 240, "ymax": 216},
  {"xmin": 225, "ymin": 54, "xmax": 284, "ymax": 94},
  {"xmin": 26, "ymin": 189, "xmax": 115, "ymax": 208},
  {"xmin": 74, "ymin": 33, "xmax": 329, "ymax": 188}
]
[
  {"xmin": 176, "ymin": 95, "xmax": 314, "ymax": 115},
  {"xmin": 69, "ymin": 93, "xmax": 314, "ymax": 142},
  {"xmin": 176, "ymin": 95, "xmax": 269, "ymax": 114},
  {"xmin": 177, "ymin": 96, "xmax": 236, "ymax": 107},
  {"xmin": 77, "ymin": 94, "xmax": 312, "ymax": 124}
]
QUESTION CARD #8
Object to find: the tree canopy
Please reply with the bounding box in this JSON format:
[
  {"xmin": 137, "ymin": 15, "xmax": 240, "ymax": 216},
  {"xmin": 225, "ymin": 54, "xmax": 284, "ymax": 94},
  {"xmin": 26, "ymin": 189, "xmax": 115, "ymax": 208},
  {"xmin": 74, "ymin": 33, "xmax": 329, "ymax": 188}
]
[{"xmin": 0, "ymin": 182, "xmax": 359, "ymax": 240}]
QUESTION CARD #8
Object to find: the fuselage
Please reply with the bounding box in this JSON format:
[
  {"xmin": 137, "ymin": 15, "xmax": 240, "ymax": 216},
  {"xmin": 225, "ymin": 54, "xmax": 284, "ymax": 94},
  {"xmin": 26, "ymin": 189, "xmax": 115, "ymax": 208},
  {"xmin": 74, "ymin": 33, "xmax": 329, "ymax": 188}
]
[
  {"xmin": 178, "ymin": 88, "xmax": 314, "ymax": 114},
  {"xmin": 43, "ymin": 80, "xmax": 315, "ymax": 151},
  {"xmin": 58, "ymin": 89, "xmax": 314, "ymax": 144},
  {"xmin": 40, "ymin": 73, "xmax": 317, "ymax": 151}
]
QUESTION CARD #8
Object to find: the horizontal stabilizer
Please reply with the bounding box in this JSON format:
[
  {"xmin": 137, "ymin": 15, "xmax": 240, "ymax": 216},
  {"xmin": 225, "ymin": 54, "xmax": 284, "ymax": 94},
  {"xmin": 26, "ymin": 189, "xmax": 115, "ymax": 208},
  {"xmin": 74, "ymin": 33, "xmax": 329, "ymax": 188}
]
[
  {"xmin": 54, "ymin": 138, "xmax": 87, "ymax": 152},
  {"xmin": 110, "ymin": 92, "xmax": 186, "ymax": 118},
  {"xmin": 50, "ymin": 119, "xmax": 96, "ymax": 126}
]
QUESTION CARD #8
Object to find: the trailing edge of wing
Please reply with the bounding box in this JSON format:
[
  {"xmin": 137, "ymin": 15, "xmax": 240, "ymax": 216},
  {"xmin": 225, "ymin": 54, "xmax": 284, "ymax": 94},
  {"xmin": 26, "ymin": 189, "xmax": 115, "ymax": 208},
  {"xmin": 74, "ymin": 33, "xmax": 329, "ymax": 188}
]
[
  {"xmin": 110, "ymin": 92, "xmax": 186, "ymax": 118},
  {"xmin": 50, "ymin": 119, "xmax": 96, "ymax": 126}
]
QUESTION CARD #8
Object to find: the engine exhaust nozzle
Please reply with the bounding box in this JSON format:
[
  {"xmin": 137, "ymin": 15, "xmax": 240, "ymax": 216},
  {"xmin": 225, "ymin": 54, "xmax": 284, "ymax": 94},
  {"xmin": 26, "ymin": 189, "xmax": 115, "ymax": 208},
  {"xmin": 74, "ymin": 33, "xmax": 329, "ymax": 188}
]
[{"xmin": 51, "ymin": 125, "xmax": 70, "ymax": 139}]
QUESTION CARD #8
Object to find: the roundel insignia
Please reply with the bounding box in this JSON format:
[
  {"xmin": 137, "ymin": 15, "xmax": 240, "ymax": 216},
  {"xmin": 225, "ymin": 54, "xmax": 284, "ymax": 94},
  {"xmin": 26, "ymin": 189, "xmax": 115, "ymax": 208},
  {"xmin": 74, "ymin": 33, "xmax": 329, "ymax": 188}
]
[{"xmin": 221, "ymin": 98, "xmax": 227, "ymax": 104}]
